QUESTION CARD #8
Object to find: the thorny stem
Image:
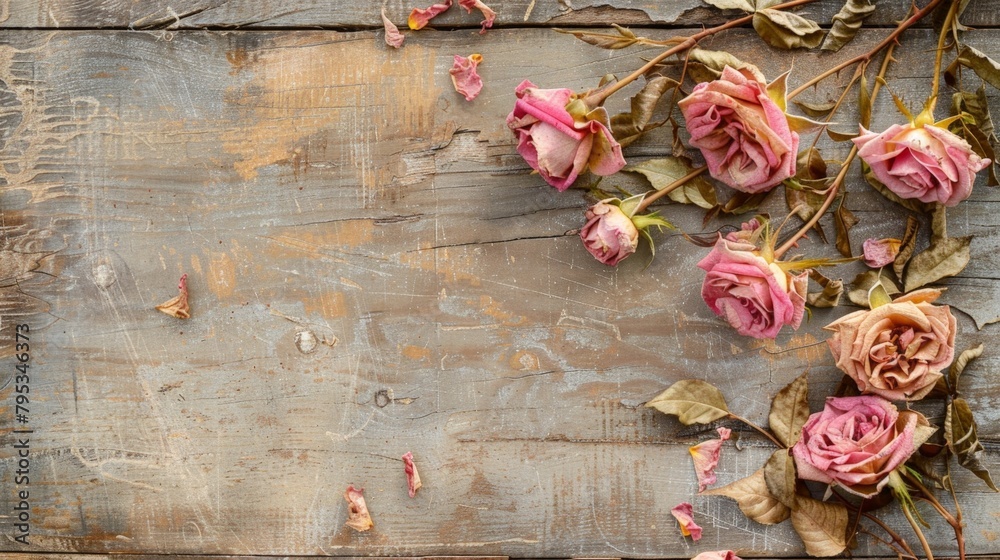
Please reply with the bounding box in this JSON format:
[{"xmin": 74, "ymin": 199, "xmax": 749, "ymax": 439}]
[
  {"xmin": 833, "ymin": 489, "xmax": 918, "ymax": 559},
  {"xmin": 586, "ymin": 0, "xmax": 819, "ymax": 106},
  {"xmin": 901, "ymin": 499, "xmax": 935, "ymax": 560},
  {"xmin": 635, "ymin": 166, "xmax": 707, "ymax": 213},
  {"xmin": 786, "ymin": 0, "xmax": 946, "ymax": 101},
  {"xmin": 929, "ymin": 0, "xmax": 962, "ymax": 110},
  {"xmin": 728, "ymin": 413, "xmax": 784, "ymax": 447},
  {"xmin": 903, "ymin": 469, "xmax": 966, "ymax": 559}
]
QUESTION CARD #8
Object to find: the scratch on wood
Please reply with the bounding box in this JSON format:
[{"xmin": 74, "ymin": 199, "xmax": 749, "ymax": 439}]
[{"xmin": 557, "ymin": 310, "xmax": 622, "ymax": 341}]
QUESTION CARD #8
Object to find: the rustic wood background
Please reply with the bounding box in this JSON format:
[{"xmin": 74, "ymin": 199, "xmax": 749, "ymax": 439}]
[{"xmin": 1, "ymin": 0, "xmax": 998, "ymax": 558}]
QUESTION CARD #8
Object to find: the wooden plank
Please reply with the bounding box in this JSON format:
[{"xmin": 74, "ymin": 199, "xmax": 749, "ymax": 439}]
[
  {"xmin": 1, "ymin": 0, "xmax": 999, "ymax": 29},
  {"xmin": 0, "ymin": 25, "xmax": 997, "ymax": 558}
]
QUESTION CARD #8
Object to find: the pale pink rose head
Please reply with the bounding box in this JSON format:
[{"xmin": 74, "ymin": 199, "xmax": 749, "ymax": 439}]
[
  {"xmin": 580, "ymin": 201, "xmax": 639, "ymax": 266},
  {"xmin": 854, "ymin": 123, "xmax": 990, "ymax": 207},
  {"xmin": 678, "ymin": 66, "xmax": 799, "ymax": 193},
  {"xmin": 506, "ymin": 80, "xmax": 626, "ymax": 191},
  {"xmin": 862, "ymin": 237, "xmax": 901, "ymax": 268},
  {"xmin": 792, "ymin": 396, "xmax": 928, "ymax": 497},
  {"xmin": 697, "ymin": 234, "xmax": 807, "ymax": 339},
  {"xmin": 825, "ymin": 288, "xmax": 955, "ymax": 401}
]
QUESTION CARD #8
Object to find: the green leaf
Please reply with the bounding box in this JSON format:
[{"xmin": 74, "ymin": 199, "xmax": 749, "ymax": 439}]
[
  {"xmin": 903, "ymin": 236, "xmax": 972, "ymax": 292},
  {"xmin": 686, "ymin": 48, "xmax": 765, "ymax": 83},
  {"xmin": 833, "ymin": 194, "xmax": 858, "ymax": 258},
  {"xmin": 554, "ymin": 26, "xmax": 639, "ymax": 50},
  {"xmin": 702, "ymin": 468, "xmax": 790, "ymax": 524},
  {"xmin": 847, "ymin": 270, "xmax": 899, "ymax": 308},
  {"xmin": 764, "ymin": 450, "xmax": 797, "ymax": 509},
  {"xmin": 624, "ymin": 157, "xmax": 717, "ymax": 209},
  {"xmin": 946, "ymin": 45, "xmax": 1000, "ymax": 91},
  {"xmin": 646, "ymin": 379, "xmax": 730, "ymax": 425},
  {"xmin": 806, "ymin": 269, "xmax": 843, "ymax": 308},
  {"xmin": 702, "ymin": 0, "xmax": 755, "ymax": 11},
  {"xmin": 752, "ymin": 9, "xmax": 824, "ymax": 50},
  {"xmin": 610, "ymin": 76, "xmax": 676, "ymax": 148},
  {"xmin": 948, "ymin": 344, "xmax": 984, "ymax": 394},
  {"xmin": 945, "ymin": 398, "xmax": 998, "ymax": 491},
  {"xmin": 821, "ymin": 0, "xmax": 876, "ymax": 52},
  {"xmin": 791, "ymin": 496, "xmax": 849, "ymax": 557},
  {"xmin": 893, "ymin": 215, "xmax": 920, "ymax": 281},
  {"xmin": 768, "ymin": 372, "xmax": 810, "ymax": 448}
]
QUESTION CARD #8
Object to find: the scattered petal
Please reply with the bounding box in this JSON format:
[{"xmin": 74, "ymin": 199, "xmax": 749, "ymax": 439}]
[
  {"xmin": 344, "ymin": 485, "xmax": 374, "ymax": 532},
  {"xmin": 671, "ymin": 502, "xmax": 703, "ymax": 541},
  {"xmin": 155, "ymin": 273, "xmax": 190, "ymax": 319},
  {"xmin": 449, "ymin": 54, "xmax": 484, "ymax": 101},
  {"xmin": 458, "ymin": 0, "xmax": 496, "ymax": 33},
  {"xmin": 408, "ymin": 0, "xmax": 452, "ymax": 30},
  {"xmin": 402, "ymin": 451, "xmax": 423, "ymax": 497},
  {"xmin": 862, "ymin": 237, "xmax": 901, "ymax": 268},
  {"xmin": 690, "ymin": 427, "xmax": 731, "ymax": 492},
  {"xmin": 692, "ymin": 552, "xmax": 743, "ymax": 560},
  {"xmin": 381, "ymin": 9, "xmax": 405, "ymax": 48}
]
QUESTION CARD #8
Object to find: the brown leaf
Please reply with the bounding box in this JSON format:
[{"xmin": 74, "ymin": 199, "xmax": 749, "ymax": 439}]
[
  {"xmin": 344, "ymin": 485, "xmax": 375, "ymax": 531},
  {"xmin": 948, "ymin": 344, "xmax": 984, "ymax": 395},
  {"xmin": 785, "ymin": 187, "xmax": 827, "ymax": 243},
  {"xmin": 945, "ymin": 45, "xmax": 1000, "ymax": 91},
  {"xmin": 722, "ymin": 191, "xmax": 770, "ymax": 215},
  {"xmin": 702, "ymin": 0, "xmax": 754, "ymax": 11},
  {"xmin": 948, "ymin": 106, "xmax": 999, "ymax": 186},
  {"xmin": 858, "ymin": 71, "xmax": 872, "ymax": 130},
  {"xmin": 833, "ymin": 194, "xmax": 858, "ymax": 258},
  {"xmin": 847, "ymin": 270, "xmax": 899, "ymax": 308},
  {"xmin": 646, "ymin": 380, "xmax": 730, "ymax": 425},
  {"xmin": 903, "ymin": 236, "xmax": 972, "ymax": 292},
  {"xmin": 611, "ymin": 77, "xmax": 677, "ymax": 148},
  {"xmin": 554, "ymin": 26, "xmax": 638, "ymax": 50},
  {"xmin": 768, "ymin": 372, "xmax": 810, "ymax": 448},
  {"xmin": 826, "ymin": 128, "xmax": 859, "ymax": 142},
  {"xmin": 821, "ymin": 0, "xmax": 876, "ymax": 52},
  {"xmin": 763, "ymin": 449, "xmax": 797, "ymax": 509},
  {"xmin": 807, "ymin": 269, "xmax": 843, "ymax": 308},
  {"xmin": 792, "ymin": 99, "xmax": 837, "ymax": 118},
  {"xmin": 952, "ymin": 83, "xmax": 996, "ymax": 142},
  {"xmin": 893, "ymin": 215, "xmax": 920, "ymax": 280},
  {"xmin": 625, "ymin": 157, "xmax": 717, "ymax": 209},
  {"xmin": 945, "ymin": 398, "xmax": 998, "ymax": 491},
  {"xmin": 702, "ymin": 468, "xmax": 790, "ymax": 524},
  {"xmin": 686, "ymin": 48, "xmax": 765, "ymax": 83},
  {"xmin": 790, "ymin": 495, "xmax": 849, "ymax": 557},
  {"xmin": 752, "ymin": 9, "xmax": 824, "ymax": 50},
  {"xmin": 156, "ymin": 273, "xmax": 190, "ymax": 319},
  {"xmin": 402, "ymin": 451, "xmax": 422, "ymax": 498}
]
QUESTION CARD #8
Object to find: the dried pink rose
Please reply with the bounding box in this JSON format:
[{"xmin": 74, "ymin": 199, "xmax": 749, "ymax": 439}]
[
  {"xmin": 506, "ymin": 80, "xmax": 626, "ymax": 191},
  {"xmin": 580, "ymin": 201, "xmax": 639, "ymax": 266},
  {"xmin": 691, "ymin": 552, "xmax": 742, "ymax": 560},
  {"xmin": 862, "ymin": 237, "xmax": 901, "ymax": 268},
  {"xmin": 458, "ymin": 0, "xmax": 496, "ymax": 33},
  {"xmin": 825, "ymin": 288, "xmax": 955, "ymax": 401},
  {"xmin": 381, "ymin": 9, "xmax": 405, "ymax": 48},
  {"xmin": 408, "ymin": 0, "xmax": 452, "ymax": 30},
  {"xmin": 792, "ymin": 396, "xmax": 931, "ymax": 497},
  {"xmin": 854, "ymin": 123, "xmax": 990, "ymax": 207},
  {"xmin": 690, "ymin": 427, "xmax": 731, "ymax": 492},
  {"xmin": 344, "ymin": 485, "xmax": 374, "ymax": 531},
  {"xmin": 678, "ymin": 66, "xmax": 798, "ymax": 193},
  {"xmin": 697, "ymin": 224, "xmax": 807, "ymax": 339},
  {"xmin": 402, "ymin": 451, "xmax": 422, "ymax": 498},
  {"xmin": 156, "ymin": 273, "xmax": 191, "ymax": 319},
  {"xmin": 671, "ymin": 502, "xmax": 702, "ymax": 541},
  {"xmin": 449, "ymin": 54, "xmax": 484, "ymax": 102}
]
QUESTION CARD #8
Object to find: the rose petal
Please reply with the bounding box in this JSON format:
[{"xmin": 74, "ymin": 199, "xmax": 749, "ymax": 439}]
[
  {"xmin": 344, "ymin": 485, "xmax": 374, "ymax": 532},
  {"xmin": 156, "ymin": 273, "xmax": 190, "ymax": 319},
  {"xmin": 402, "ymin": 451, "xmax": 422, "ymax": 498},
  {"xmin": 408, "ymin": 0, "xmax": 452, "ymax": 30},
  {"xmin": 449, "ymin": 54, "xmax": 483, "ymax": 102},
  {"xmin": 862, "ymin": 237, "xmax": 901, "ymax": 268},
  {"xmin": 458, "ymin": 0, "xmax": 496, "ymax": 33},
  {"xmin": 690, "ymin": 427, "xmax": 731, "ymax": 492},
  {"xmin": 381, "ymin": 9, "xmax": 405, "ymax": 48},
  {"xmin": 671, "ymin": 502, "xmax": 703, "ymax": 541},
  {"xmin": 692, "ymin": 552, "xmax": 743, "ymax": 560}
]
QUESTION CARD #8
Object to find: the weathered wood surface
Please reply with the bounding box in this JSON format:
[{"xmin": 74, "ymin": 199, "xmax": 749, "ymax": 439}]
[{"xmin": 0, "ymin": 4, "xmax": 998, "ymax": 559}]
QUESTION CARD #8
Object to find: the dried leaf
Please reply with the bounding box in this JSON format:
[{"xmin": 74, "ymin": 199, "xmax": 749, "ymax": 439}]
[
  {"xmin": 904, "ymin": 236, "xmax": 972, "ymax": 292},
  {"xmin": 858, "ymin": 71, "xmax": 872, "ymax": 130},
  {"xmin": 893, "ymin": 215, "xmax": 920, "ymax": 280},
  {"xmin": 945, "ymin": 398, "xmax": 998, "ymax": 491},
  {"xmin": 721, "ymin": 191, "xmax": 769, "ymax": 215},
  {"xmin": 752, "ymin": 9, "xmax": 824, "ymax": 50},
  {"xmin": 554, "ymin": 26, "xmax": 638, "ymax": 50},
  {"xmin": 807, "ymin": 269, "xmax": 843, "ymax": 308},
  {"xmin": 953, "ymin": 83, "xmax": 996, "ymax": 142},
  {"xmin": 402, "ymin": 451, "xmax": 422, "ymax": 498},
  {"xmin": 690, "ymin": 427, "xmax": 732, "ymax": 492},
  {"xmin": 847, "ymin": 270, "xmax": 899, "ymax": 308},
  {"xmin": 646, "ymin": 379, "xmax": 730, "ymax": 425},
  {"xmin": 948, "ymin": 107, "xmax": 999, "ymax": 186},
  {"xmin": 671, "ymin": 502, "xmax": 703, "ymax": 541},
  {"xmin": 763, "ymin": 450, "xmax": 797, "ymax": 509},
  {"xmin": 344, "ymin": 485, "xmax": 374, "ymax": 531},
  {"xmin": 834, "ymin": 194, "xmax": 858, "ymax": 257},
  {"xmin": 702, "ymin": 468, "xmax": 790, "ymax": 524},
  {"xmin": 946, "ymin": 45, "xmax": 1000, "ymax": 91},
  {"xmin": 702, "ymin": 0, "xmax": 754, "ymax": 11},
  {"xmin": 792, "ymin": 99, "xmax": 837, "ymax": 118},
  {"xmin": 826, "ymin": 128, "xmax": 859, "ymax": 142},
  {"xmin": 611, "ymin": 76, "xmax": 676, "ymax": 147},
  {"xmin": 785, "ymin": 187, "xmax": 827, "ymax": 243},
  {"xmin": 790, "ymin": 496, "xmax": 848, "ymax": 557},
  {"xmin": 686, "ymin": 48, "xmax": 765, "ymax": 83},
  {"xmin": 768, "ymin": 372, "xmax": 809, "ymax": 448},
  {"xmin": 948, "ymin": 344, "xmax": 984, "ymax": 394},
  {"xmin": 821, "ymin": 0, "xmax": 876, "ymax": 52},
  {"xmin": 625, "ymin": 157, "xmax": 718, "ymax": 209},
  {"xmin": 156, "ymin": 274, "xmax": 190, "ymax": 319},
  {"xmin": 867, "ymin": 279, "xmax": 893, "ymax": 309},
  {"xmin": 381, "ymin": 9, "xmax": 405, "ymax": 48},
  {"xmin": 797, "ymin": 147, "xmax": 828, "ymax": 182}
]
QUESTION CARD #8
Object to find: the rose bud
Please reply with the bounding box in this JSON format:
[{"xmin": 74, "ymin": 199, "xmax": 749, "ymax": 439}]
[
  {"xmin": 580, "ymin": 201, "xmax": 639, "ymax": 266},
  {"xmin": 854, "ymin": 122, "xmax": 990, "ymax": 207},
  {"xmin": 506, "ymin": 80, "xmax": 626, "ymax": 191}
]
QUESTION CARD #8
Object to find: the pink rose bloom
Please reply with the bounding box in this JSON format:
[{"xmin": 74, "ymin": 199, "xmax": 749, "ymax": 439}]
[
  {"xmin": 580, "ymin": 201, "xmax": 639, "ymax": 266},
  {"xmin": 825, "ymin": 288, "xmax": 955, "ymax": 401},
  {"xmin": 697, "ymin": 232, "xmax": 807, "ymax": 339},
  {"xmin": 854, "ymin": 123, "xmax": 990, "ymax": 207},
  {"xmin": 506, "ymin": 80, "xmax": 626, "ymax": 191},
  {"xmin": 678, "ymin": 66, "xmax": 798, "ymax": 193},
  {"xmin": 792, "ymin": 396, "xmax": 928, "ymax": 497},
  {"xmin": 862, "ymin": 237, "xmax": 901, "ymax": 268}
]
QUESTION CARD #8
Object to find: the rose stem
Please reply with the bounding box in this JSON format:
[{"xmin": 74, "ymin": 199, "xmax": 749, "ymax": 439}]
[
  {"xmin": 586, "ymin": 0, "xmax": 819, "ymax": 106},
  {"xmin": 773, "ymin": 40, "xmax": 897, "ymax": 259},
  {"xmin": 928, "ymin": 0, "xmax": 962, "ymax": 108},
  {"xmin": 901, "ymin": 500, "xmax": 935, "ymax": 560},
  {"xmin": 833, "ymin": 489, "xmax": 918, "ymax": 559},
  {"xmin": 635, "ymin": 165, "xmax": 707, "ymax": 213},
  {"xmin": 727, "ymin": 413, "xmax": 783, "ymax": 448},
  {"xmin": 903, "ymin": 469, "xmax": 966, "ymax": 560},
  {"xmin": 786, "ymin": 0, "xmax": 946, "ymax": 101}
]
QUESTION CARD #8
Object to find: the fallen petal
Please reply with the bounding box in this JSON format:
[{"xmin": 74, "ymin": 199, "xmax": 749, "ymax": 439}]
[
  {"xmin": 408, "ymin": 0, "xmax": 452, "ymax": 30},
  {"xmin": 155, "ymin": 273, "xmax": 190, "ymax": 319},
  {"xmin": 381, "ymin": 9, "xmax": 405, "ymax": 48},
  {"xmin": 458, "ymin": 0, "xmax": 496, "ymax": 33},
  {"xmin": 671, "ymin": 502, "xmax": 703, "ymax": 541},
  {"xmin": 691, "ymin": 552, "xmax": 742, "ymax": 560},
  {"xmin": 690, "ymin": 427, "xmax": 731, "ymax": 492},
  {"xmin": 344, "ymin": 485, "xmax": 374, "ymax": 532},
  {"xmin": 449, "ymin": 54, "xmax": 484, "ymax": 101},
  {"xmin": 402, "ymin": 451, "xmax": 422, "ymax": 497}
]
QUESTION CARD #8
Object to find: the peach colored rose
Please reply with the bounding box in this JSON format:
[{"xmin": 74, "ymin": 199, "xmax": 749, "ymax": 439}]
[
  {"xmin": 825, "ymin": 288, "xmax": 955, "ymax": 401},
  {"xmin": 506, "ymin": 80, "xmax": 626, "ymax": 191},
  {"xmin": 678, "ymin": 66, "xmax": 798, "ymax": 193},
  {"xmin": 854, "ymin": 123, "xmax": 990, "ymax": 207},
  {"xmin": 580, "ymin": 201, "xmax": 639, "ymax": 266},
  {"xmin": 792, "ymin": 396, "xmax": 928, "ymax": 497}
]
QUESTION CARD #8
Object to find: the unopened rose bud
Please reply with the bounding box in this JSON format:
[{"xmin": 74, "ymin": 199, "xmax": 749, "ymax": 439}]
[{"xmin": 580, "ymin": 201, "xmax": 639, "ymax": 266}]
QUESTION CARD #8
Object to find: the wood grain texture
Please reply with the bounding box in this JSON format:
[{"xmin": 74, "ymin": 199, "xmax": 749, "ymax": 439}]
[{"xmin": 0, "ymin": 17, "xmax": 997, "ymax": 560}]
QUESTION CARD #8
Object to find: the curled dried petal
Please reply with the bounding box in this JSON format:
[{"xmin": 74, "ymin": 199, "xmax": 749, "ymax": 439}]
[
  {"xmin": 344, "ymin": 485, "xmax": 374, "ymax": 532},
  {"xmin": 449, "ymin": 54, "xmax": 484, "ymax": 102},
  {"xmin": 402, "ymin": 451, "xmax": 422, "ymax": 498},
  {"xmin": 381, "ymin": 9, "xmax": 405, "ymax": 48},
  {"xmin": 692, "ymin": 552, "xmax": 743, "ymax": 560},
  {"xmin": 671, "ymin": 502, "xmax": 703, "ymax": 541},
  {"xmin": 690, "ymin": 427, "xmax": 731, "ymax": 492},
  {"xmin": 408, "ymin": 0, "xmax": 452, "ymax": 30},
  {"xmin": 156, "ymin": 273, "xmax": 190, "ymax": 319},
  {"xmin": 862, "ymin": 237, "xmax": 901, "ymax": 268},
  {"xmin": 458, "ymin": 0, "xmax": 496, "ymax": 33}
]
